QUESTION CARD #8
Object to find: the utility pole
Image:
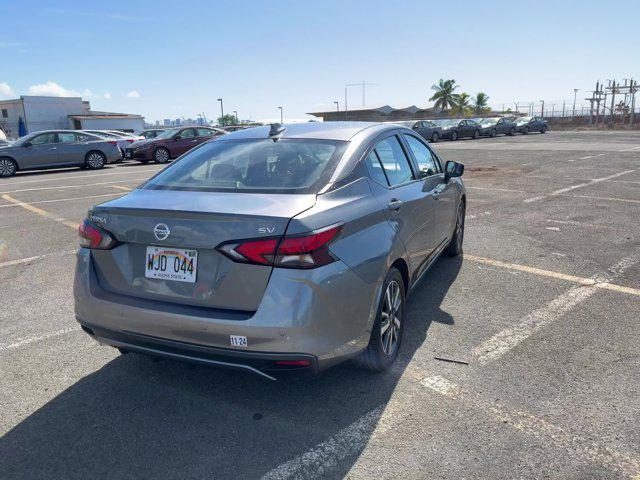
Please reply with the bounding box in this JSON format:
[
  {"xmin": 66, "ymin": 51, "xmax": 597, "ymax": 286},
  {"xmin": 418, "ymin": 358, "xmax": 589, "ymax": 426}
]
[
  {"xmin": 540, "ymin": 100, "xmax": 544, "ymax": 117},
  {"xmin": 217, "ymin": 98, "xmax": 224, "ymax": 125},
  {"xmin": 562, "ymin": 100, "xmax": 566, "ymax": 117},
  {"xmin": 233, "ymin": 111, "xmax": 238, "ymax": 125},
  {"xmin": 610, "ymin": 80, "xmax": 616, "ymax": 126},
  {"xmin": 631, "ymin": 79, "xmax": 636, "ymax": 126},
  {"xmin": 277, "ymin": 106, "xmax": 283, "ymax": 124},
  {"xmin": 551, "ymin": 104, "xmax": 555, "ymax": 117},
  {"xmin": 345, "ymin": 81, "xmax": 377, "ymax": 121},
  {"xmin": 572, "ymin": 89, "xmax": 579, "ymax": 118}
]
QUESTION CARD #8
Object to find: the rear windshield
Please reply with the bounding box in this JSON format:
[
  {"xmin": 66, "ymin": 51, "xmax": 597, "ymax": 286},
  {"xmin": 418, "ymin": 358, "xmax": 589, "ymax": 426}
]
[{"xmin": 142, "ymin": 138, "xmax": 348, "ymax": 194}]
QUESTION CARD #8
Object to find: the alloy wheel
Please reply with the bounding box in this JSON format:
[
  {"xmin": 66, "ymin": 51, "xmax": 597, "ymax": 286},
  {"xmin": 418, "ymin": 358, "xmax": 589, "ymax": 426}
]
[
  {"xmin": 380, "ymin": 280, "xmax": 402, "ymax": 356},
  {"xmin": 154, "ymin": 148, "xmax": 169, "ymax": 163},
  {"xmin": 86, "ymin": 152, "xmax": 105, "ymax": 169},
  {"xmin": 0, "ymin": 158, "xmax": 16, "ymax": 177},
  {"xmin": 455, "ymin": 202, "xmax": 465, "ymax": 251}
]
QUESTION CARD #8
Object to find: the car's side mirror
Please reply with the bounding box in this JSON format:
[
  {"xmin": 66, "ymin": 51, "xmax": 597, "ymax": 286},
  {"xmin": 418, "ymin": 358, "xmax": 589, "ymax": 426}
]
[
  {"xmin": 173, "ymin": 135, "xmax": 182, "ymax": 141},
  {"xmin": 444, "ymin": 161, "xmax": 464, "ymax": 182},
  {"xmin": 22, "ymin": 141, "xmax": 32, "ymax": 148}
]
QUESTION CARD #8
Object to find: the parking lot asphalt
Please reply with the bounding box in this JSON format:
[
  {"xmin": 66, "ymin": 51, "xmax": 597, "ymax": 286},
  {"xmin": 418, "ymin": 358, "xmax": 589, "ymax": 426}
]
[{"xmin": 1, "ymin": 130, "xmax": 638, "ymax": 479}]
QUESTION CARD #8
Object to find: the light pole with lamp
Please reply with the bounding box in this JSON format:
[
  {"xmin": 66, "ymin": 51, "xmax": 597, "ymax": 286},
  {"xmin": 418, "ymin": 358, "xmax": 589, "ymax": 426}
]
[
  {"xmin": 233, "ymin": 110, "xmax": 238, "ymax": 125},
  {"xmin": 277, "ymin": 106, "xmax": 283, "ymax": 124},
  {"xmin": 217, "ymin": 98, "xmax": 224, "ymax": 125},
  {"xmin": 572, "ymin": 89, "xmax": 579, "ymax": 118}
]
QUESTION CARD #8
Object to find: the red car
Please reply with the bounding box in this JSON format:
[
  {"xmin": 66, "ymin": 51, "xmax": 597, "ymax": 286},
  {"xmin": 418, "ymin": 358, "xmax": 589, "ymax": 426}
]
[{"xmin": 124, "ymin": 127, "xmax": 227, "ymax": 164}]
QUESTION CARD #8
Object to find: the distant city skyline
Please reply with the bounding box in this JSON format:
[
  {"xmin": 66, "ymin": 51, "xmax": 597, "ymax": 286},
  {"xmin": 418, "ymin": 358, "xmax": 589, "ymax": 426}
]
[{"xmin": 1, "ymin": 0, "xmax": 637, "ymax": 123}]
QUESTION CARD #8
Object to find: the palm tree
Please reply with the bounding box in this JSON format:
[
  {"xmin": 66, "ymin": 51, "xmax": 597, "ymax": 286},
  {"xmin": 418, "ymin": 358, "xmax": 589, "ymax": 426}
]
[
  {"xmin": 429, "ymin": 79, "xmax": 459, "ymax": 110},
  {"xmin": 452, "ymin": 92, "xmax": 472, "ymax": 117},
  {"xmin": 473, "ymin": 92, "xmax": 490, "ymax": 114}
]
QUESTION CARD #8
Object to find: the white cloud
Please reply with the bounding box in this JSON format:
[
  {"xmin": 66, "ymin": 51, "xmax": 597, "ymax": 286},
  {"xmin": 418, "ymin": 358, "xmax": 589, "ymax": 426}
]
[
  {"xmin": 125, "ymin": 90, "xmax": 140, "ymax": 98},
  {"xmin": 27, "ymin": 81, "xmax": 81, "ymax": 97},
  {"xmin": 0, "ymin": 82, "xmax": 14, "ymax": 97},
  {"xmin": 103, "ymin": 92, "xmax": 112, "ymax": 99}
]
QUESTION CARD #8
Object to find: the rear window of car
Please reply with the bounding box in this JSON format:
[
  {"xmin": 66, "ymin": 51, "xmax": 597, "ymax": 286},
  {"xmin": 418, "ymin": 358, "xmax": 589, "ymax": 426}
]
[{"xmin": 143, "ymin": 139, "xmax": 348, "ymax": 194}]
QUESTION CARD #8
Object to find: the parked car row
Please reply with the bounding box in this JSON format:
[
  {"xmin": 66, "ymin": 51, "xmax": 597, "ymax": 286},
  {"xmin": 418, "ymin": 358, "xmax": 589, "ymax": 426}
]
[{"xmin": 396, "ymin": 116, "xmax": 549, "ymax": 142}]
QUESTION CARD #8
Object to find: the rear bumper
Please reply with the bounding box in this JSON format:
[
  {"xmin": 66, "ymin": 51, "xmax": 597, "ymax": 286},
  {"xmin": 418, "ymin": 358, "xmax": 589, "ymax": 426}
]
[
  {"xmin": 74, "ymin": 248, "xmax": 379, "ymax": 375},
  {"xmin": 78, "ymin": 322, "xmax": 318, "ymax": 380}
]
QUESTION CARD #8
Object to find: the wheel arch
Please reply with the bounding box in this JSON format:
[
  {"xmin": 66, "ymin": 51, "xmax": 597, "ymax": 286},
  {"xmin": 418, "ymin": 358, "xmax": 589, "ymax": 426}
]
[{"xmin": 390, "ymin": 257, "xmax": 410, "ymax": 293}]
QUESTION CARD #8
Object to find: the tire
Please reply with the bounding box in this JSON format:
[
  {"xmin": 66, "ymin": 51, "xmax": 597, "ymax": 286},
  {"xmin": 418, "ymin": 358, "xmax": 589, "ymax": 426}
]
[
  {"xmin": 85, "ymin": 151, "xmax": 106, "ymax": 170},
  {"xmin": 490, "ymin": 128, "xmax": 497, "ymax": 138},
  {"xmin": 508, "ymin": 128, "xmax": 516, "ymax": 136},
  {"xmin": 430, "ymin": 132, "xmax": 439, "ymax": 143},
  {"xmin": 541, "ymin": 125, "xmax": 547, "ymax": 134},
  {"xmin": 0, "ymin": 157, "xmax": 17, "ymax": 177},
  {"xmin": 138, "ymin": 159, "xmax": 149, "ymax": 164},
  {"xmin": 450, "ymin": 131, "xmax": 459, "ymax": 141},
  {"xmin": 523, "ymin": 127, "xmax": 530, "ymax": 135},
  {"xmin": 353, "ymin": 267, "xmax": 405, "ymax": 372},
  {"xmin": 473, "ymin": 129, "xmax": 480, "ymax": 139},
  {"xmin": 153, "ymin": 147, "xmax": 170, "ymax": 164},
  {"xmin": 445, "ymin": 199, "xmax": 465, "ymax": 257}
]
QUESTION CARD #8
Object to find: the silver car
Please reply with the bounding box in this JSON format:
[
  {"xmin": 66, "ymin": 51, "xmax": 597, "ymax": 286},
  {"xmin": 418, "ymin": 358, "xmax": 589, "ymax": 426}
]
[
  {"xmin": 0, "ymin": 130, "xmax": 122, "ymax": 177},
  {"xmin": 74, "ymin": 122, "xmax": 466, "ymax": 379}
]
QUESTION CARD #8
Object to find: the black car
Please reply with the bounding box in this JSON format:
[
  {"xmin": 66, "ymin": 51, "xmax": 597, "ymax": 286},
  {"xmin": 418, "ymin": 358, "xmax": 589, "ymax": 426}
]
[
  {"xmin": 395, "ymin": 121, "xmax": 442, "ymax": 142},
  {"xmin": 473, "ymin": 117, "xmax": 517, "ymax": 137},
  {"xmin": 434, "ymin": 119, "xmax": 481, "ymax": 141},
  {"xmin": 514, "ymin": 116, "xmax": 549, "ymax": 134}
]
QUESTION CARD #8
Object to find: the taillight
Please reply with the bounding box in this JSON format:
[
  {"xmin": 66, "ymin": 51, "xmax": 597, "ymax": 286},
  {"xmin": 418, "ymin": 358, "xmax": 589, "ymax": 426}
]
[
  {"xmin": 127, "ymin": 139, "xmax": 134, "ymax": 143},
  {"xmin": 217, "ymin": 224, "xmax": 342, "ymax": 269},
  {"xmin": 79, "ymin": 218, "xmax": 118, "ymax": 249},
  {"xmin": 107, "ymin": 140, "xmax": 118, "ymax": 146}
]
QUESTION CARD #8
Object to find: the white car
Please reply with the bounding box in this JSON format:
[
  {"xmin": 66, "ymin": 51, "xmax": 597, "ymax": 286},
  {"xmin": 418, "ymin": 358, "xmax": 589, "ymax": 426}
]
[{"xmin": 80, "ymin": 130, "xmax": 143, "ymax": 162}]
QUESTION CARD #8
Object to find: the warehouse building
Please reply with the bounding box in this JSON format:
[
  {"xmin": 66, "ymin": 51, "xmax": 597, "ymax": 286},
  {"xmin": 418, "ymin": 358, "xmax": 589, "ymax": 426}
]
[
  {"xmin": 307, "ymin": 105, "xmax": 445, "ymax": 122},
  {"xmin": 0, "ymin": 95, "xmax": 144, "ymax": 139}
]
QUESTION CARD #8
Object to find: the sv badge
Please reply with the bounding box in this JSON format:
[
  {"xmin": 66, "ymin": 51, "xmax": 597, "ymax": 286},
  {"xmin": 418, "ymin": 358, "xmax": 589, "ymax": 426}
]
[{"xmin": 258, "ymin": 227, "xmax": 276, "ymax": 234}]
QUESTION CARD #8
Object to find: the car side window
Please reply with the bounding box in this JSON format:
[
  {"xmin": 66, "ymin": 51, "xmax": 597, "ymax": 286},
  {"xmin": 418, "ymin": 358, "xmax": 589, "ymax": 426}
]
[
  {"xmin": 58, "ymin": 132, "xmax": 77, "ymax": 143},
  {"xmin": 373, "ymin": 136, "xmax": 414, "ymax": 186},
  {"xmin": 363, "ymin": 151, "xmax": 389, "ymax": 186},
  {"xmin": 403, "ymin": 135, "xmax": 439, "ymax": 177},
  {"xmin": 30, "ymin": 133, "xmax": 57, "ymax": 145},
  {"xmin": 180, "ymin": 129, "xmax": 196, "ymax": 138},
  {"xmin": 196, "ymin": 128, "xmax": 213, "ymax": 137}
]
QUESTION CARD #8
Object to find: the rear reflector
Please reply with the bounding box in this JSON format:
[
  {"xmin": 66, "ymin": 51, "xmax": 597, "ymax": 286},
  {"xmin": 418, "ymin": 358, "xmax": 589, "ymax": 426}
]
[
  {"xmin": 274, "ymin": 360, "xmax": 311, "ymax": 367},
  {"xmin": 217, "ymin": 224, "xmax": 342, "ymax": 269}
]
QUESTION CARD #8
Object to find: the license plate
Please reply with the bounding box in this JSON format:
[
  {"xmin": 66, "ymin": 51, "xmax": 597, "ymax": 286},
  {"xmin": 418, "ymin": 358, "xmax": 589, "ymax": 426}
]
[{"xmin": 145, "ymin": 246, "xmax": 197, "ymax": 283}]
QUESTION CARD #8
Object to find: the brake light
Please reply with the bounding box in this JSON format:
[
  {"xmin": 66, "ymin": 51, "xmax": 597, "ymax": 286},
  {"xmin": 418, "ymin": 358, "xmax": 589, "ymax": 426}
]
[
  {"xmin": 217, "ymin": 224, "xmax": 342, "ymax": 269},
  {"xmin": 127, "ymin": 139, "xmax": 135, "ymax": 143},
  {"xmin": 79, "ymin": 218, "xmax": 118, "ymax": 249},
  {"xmin": 107, "ymin": 140, "xmax": 118, "ymax": 146}
]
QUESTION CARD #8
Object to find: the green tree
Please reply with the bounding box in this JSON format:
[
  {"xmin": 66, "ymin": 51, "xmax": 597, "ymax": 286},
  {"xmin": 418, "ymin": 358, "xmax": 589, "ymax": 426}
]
[
  {"xmin": 452, "ymin": 92, "xmax": 472, "ymax": 117},
  {"xmin": 429, "ymin": 78, "xmax": 459, "ymax": 110},
  {"xmin": 472, "ymin": 92, "xmax": 490, "ymax": 114},
  {"xmin": 217, "ymin": 114, "xmax": 237, "ymax": 126}
]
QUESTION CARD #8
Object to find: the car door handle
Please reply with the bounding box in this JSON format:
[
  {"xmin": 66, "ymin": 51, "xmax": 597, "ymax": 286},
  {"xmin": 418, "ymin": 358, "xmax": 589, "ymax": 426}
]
[{"xmin": 387, "ymin": 199, "xmax": 403, "ymax": 211}]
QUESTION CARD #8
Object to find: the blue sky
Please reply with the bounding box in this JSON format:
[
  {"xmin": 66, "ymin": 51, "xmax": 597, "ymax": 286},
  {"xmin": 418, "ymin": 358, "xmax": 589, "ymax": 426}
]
[{"xmin": 1, "ymin": 0, "xmax": 638, "ymax": 122}]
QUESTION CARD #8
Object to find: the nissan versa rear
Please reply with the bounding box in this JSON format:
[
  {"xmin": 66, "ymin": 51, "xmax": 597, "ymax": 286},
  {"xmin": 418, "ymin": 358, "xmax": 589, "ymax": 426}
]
[{"xmin": 74, "ymin": 122, "xmax": 466, "ymax": 380}]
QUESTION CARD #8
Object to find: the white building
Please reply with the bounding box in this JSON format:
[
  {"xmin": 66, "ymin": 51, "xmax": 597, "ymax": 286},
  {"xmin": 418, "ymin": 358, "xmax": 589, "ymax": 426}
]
[{"xmin": 0, "ymin": 95, "xmax": 144, "ymax": 139}]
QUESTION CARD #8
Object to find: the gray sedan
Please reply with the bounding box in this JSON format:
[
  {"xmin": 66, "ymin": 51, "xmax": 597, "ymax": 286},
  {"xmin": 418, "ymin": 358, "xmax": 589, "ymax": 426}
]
[
  {"xmin": 74, "ymin": 122, "xmax": 466, "ymax": 379},
  {"xmin": 0, "ymin": 130, "xmax": 121, "ymax": 177}
]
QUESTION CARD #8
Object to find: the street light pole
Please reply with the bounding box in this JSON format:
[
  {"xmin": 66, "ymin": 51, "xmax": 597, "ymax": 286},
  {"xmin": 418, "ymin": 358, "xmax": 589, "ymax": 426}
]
[
  {"xmin": 233, "ymin": 110, "xmax": 238, "ymax": 125},
  {"xmin": 278, "ymin": 106, "xmax": 283, "ymax": 124},
  {"xmin": 217, "ymin": 98, "xmax": 224, "ymax": 125},
  {"xmin": 572, "ymin": 89, "xmax": 578, "ymax": 117},
  {"xmin": 540, "ymin": 100, "xmax": 544, "ymax": 117},
  {"xmin": 334, "ymin": 101, "xmax": 339, "ymax": 121}
]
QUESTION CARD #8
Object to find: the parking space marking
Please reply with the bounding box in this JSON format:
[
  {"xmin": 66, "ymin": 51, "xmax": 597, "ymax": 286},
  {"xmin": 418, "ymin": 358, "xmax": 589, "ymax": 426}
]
[
  {"xmin": 618, "ymin": 146, "xmax": 640, "ymax": 152},
  {"xmin": 0, "ymin": 177, "xmax": 149, "ymax": 195},
  {"xmin": 0, "ymin": 250, "xmax": 75, "ymax": 269},
  {"xmin": 421, "ymin": 375, "xmax": 640, "ymax": 479},
  {"xmin": 0, "ymin": 326, "xmax": 80, "ymax": 352},
  {"xmin": 472, "ymin": 255, "xmax": 637, "ymax": 364},
  {"xmin": 465, "ymin": 186, "xmax": 526, "ymax": 193},
  {"xmin": 0, "ymin": 167, "xmax": 161, "ymax": 188},
  {"xmin": 523, "ymin": 170, "xmax": 636, "ymax": 203},
  {"xmin": 1, "ymin": 194, "xmax": 79, "ymax": 229},
  {"xmin": 0, "ymin": 192, "xmax": 121, "ymax": 209},
  {"xmin": 560, "ymin": 194, "xmax": 640, "ymax": 205},
  {"xmin": 112, "ymin": 185, "xmax": 133, "ymax": 191}
]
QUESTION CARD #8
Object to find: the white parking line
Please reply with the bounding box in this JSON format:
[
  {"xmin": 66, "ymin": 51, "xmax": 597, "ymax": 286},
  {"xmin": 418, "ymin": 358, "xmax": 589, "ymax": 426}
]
[
  {"xmin": 0, "ymin": 177, "xmax": 149, "ymax": 195},
  {"xmin": 560, "ymin": 194, "xmax": 640, "ymax": 205},
  {"xmin": 523, "ymin": 170, "xmax": 635, "ymax": 203},
  {"xmin": 0, "ymin": 192, "xmax": 121, "ymax": 209},
  {"xmin": 0, "ymin": 250, "xmax": 75, "ymax": 269},
  {"xmin": 472, "ymin": 255, "xmax": 637, "ymax": 364},
  {"xmin": 465, "ymin": 186, "xmax": 525, "ymax": 193},
  {"xmin": 421, "ymin": 375, "xmax": 640, "ymax": 479},
  {"xmin": 0, "ymin": 167, "xmax": 160, "ymax": 188},
  {"xmin": 0, "ymin": 326, "xmax": 80, "ymax": 351},
  {"xmin": 618, "ymin": 145, "xmax": 640, "ymax": 152}
]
